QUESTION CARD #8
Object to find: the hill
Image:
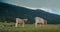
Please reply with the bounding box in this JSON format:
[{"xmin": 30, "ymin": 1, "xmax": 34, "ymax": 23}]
[{"xmin": 0, "ymin": 2, "xmax": 60, "ymax": 24}]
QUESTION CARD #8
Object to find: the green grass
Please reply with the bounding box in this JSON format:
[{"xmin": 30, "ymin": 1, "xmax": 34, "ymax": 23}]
[{"xmin": 0, "ymin": 22, "xmax": 60, "ymax": 32}]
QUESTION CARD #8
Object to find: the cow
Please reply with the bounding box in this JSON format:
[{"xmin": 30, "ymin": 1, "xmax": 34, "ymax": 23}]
[
  {"xmin": 35, "ymin": 17, "xmax": 47, "ymax": 27},
  {"xmin": 15, "ymin": 18, "xmax": 28, "ymax": 27}
]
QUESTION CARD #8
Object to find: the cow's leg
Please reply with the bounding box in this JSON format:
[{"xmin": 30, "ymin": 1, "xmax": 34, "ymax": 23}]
[
  {"xmin": 45, "ymin": 20, "xmax": 47, "ymax": 28},
  {"xmin": 15, "ymin": 23, "xmax": 18, "ymax": 27},
  {"xmin": 46, "ymin": 20, "xmax": 47, "ymax": 25},
  {"xmin": 42, "ymin": 22, "xmax": 44, "ymax": 28},
  {"xmin": 22, "ymin": 21, "xmax": 25, "ymax": 27},
  {"xmin": 15, "ymin": 19, "xmax": 18, "ymax": 27},
  {"xmin": 35, "ymin": 22, "xmax": 37, "ymax": 28}
]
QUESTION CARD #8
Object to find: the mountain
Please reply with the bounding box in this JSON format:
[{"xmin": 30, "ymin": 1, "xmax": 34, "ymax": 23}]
[{"xmin": 0, "ymin": 2, "xmax": 60, "ymax": 24}]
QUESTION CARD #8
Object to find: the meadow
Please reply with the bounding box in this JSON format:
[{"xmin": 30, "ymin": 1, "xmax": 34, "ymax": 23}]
[{"xmin": 0, "ymin": 22, "xmax": 60, "ymax": 32}]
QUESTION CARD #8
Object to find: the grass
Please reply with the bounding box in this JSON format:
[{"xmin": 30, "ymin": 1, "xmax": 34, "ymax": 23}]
[{"xmin": 0, "ymin": 22, "xmax": 60, "ymax": 32}]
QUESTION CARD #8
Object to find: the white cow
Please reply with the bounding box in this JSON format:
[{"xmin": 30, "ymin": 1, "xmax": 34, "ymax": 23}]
[
  {"xmin": 15, "ymin": 18, "xmax": 28, "ymax": 27},
  {"xmin": 35, "ymin": 17, "xmax": 47, "ymax": 27}
]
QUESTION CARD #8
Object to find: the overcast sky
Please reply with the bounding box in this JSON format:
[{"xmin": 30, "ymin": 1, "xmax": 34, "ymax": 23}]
[{"xmin": 0, "ymin": 0, "xmax": 60, "ymax": 15}]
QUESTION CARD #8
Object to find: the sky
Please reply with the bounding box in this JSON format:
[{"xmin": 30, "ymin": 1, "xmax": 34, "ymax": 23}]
[{"xmin": 0, "ymin": 0, "xmax": 60, "ymax": 15}]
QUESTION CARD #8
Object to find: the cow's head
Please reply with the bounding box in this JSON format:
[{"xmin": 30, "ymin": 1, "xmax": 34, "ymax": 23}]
[{"xmin": 24, "ymin": 19, "xmax": 28, "ymax": 22}]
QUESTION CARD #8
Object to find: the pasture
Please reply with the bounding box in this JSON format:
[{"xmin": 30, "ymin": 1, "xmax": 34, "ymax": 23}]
[{"xmin": 0, "ymin": 22, "xmax": 60, "ymax": 32}]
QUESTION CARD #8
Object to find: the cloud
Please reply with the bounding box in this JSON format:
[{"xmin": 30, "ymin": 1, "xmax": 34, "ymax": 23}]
[
  {"xmin": 24, "ymin": 7, "xmax": 37, "ymax": 10},
  {"xmin": 39, "ymin": 7, "xmax": 52, "ymax": 12}
]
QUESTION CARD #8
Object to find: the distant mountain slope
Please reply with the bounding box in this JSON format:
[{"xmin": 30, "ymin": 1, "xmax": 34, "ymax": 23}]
[{"xmin": 0, "ymin": 2, "xmax": 60, "ymax": 24}]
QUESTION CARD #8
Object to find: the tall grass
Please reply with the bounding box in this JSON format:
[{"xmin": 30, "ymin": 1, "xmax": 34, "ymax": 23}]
[{"xmin": 0, "ymin": 22, "xmax": 60, "ymax": 32}]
